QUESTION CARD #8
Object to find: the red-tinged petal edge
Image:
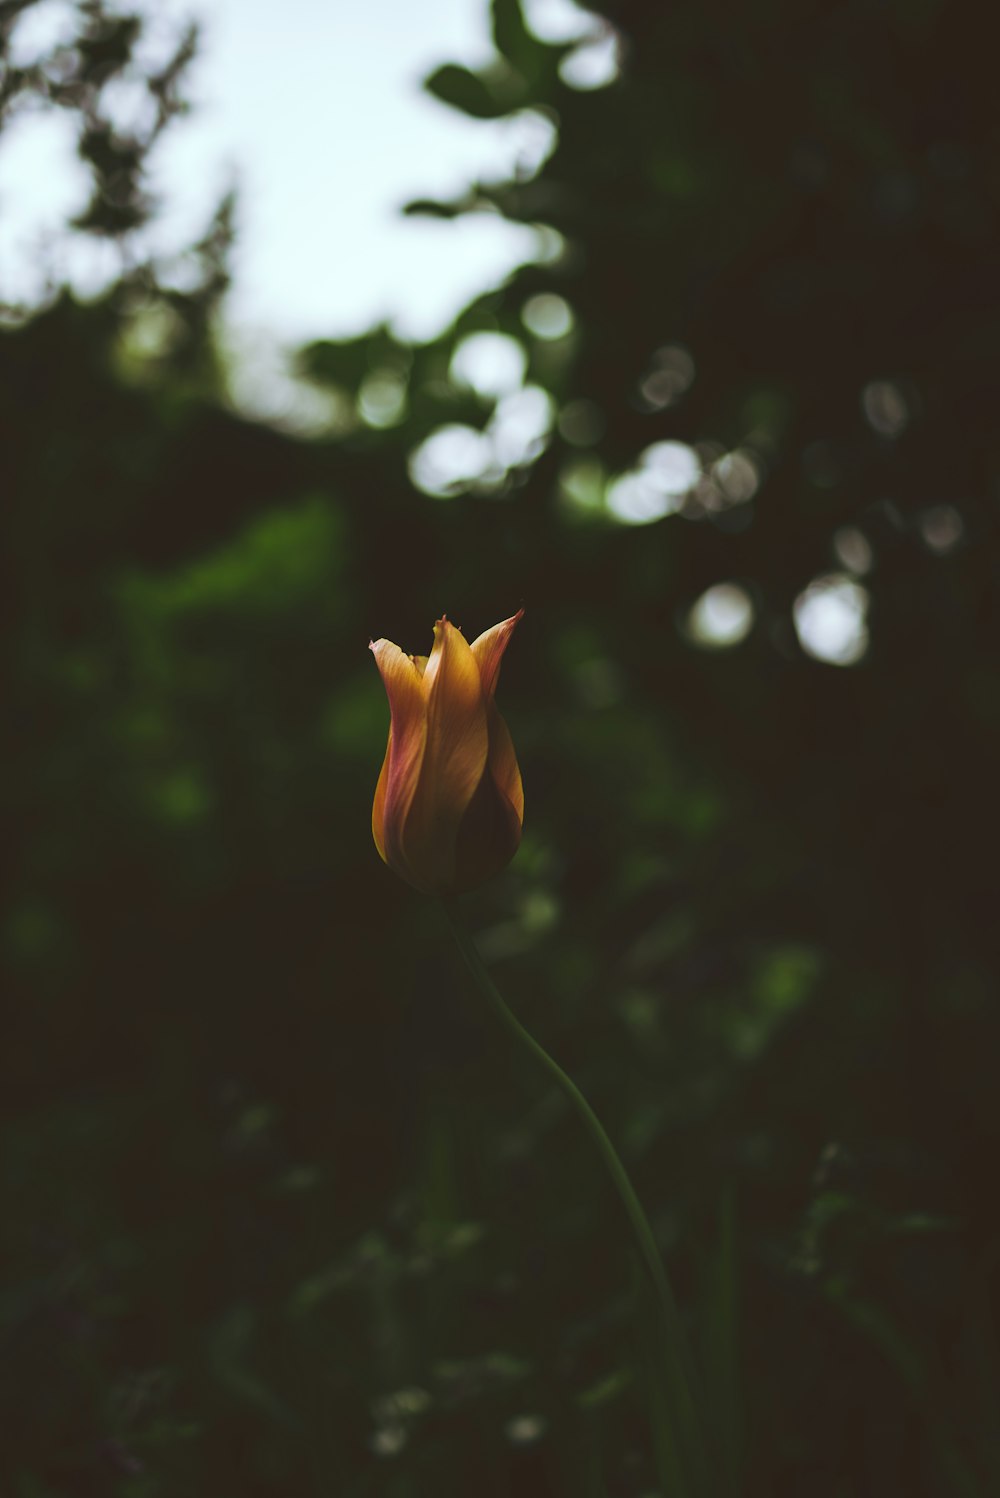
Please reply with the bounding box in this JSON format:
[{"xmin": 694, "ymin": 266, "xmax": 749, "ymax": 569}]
[
  {"xmin": 470, "ymin": 609, "xmax": 524, "ymax": 700},
  {"xmin": 369, "ymin": 639, "xmax": 429, "ymax": 887},
  {"xmin": 372, "ymin": 730, "xmax": 391, "ymax": 861}
]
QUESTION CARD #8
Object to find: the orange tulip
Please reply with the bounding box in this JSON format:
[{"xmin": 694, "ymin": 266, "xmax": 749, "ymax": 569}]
[{"xmin": 370, "ymin": 611, "xmax": 524, "ymax": 894}]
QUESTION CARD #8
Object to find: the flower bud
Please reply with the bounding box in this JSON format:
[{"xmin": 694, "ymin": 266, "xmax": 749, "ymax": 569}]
[{"xmin": 370, "ymin": 611, "xmax": 524, "ymax": 894}]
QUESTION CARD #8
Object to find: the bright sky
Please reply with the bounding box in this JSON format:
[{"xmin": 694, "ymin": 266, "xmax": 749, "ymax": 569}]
[{"xmin": 0, "ymin": 0, "xmax": 602, "ymax": 342}]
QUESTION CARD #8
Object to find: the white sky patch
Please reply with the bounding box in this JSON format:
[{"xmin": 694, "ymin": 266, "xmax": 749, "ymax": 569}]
[
  {"xmin": 6, "ymin": 0, "xmax": 77, "ymax": 65},
  {"xmin": 1, "ymin": 0, "xmax": 590, "ymax": 341},
  {"xmin": 524, "ymin": 0, "xmax": 601, "ymax": 42},
  {"xmin": 0, "ymin": 109, "xmax": 90, "ymax": 308}
]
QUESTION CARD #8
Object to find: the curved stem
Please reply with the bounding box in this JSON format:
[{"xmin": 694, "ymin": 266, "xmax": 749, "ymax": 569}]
[{"xmin": 439, "ymin": 900, "xmax": 713, "ymax": 1497}]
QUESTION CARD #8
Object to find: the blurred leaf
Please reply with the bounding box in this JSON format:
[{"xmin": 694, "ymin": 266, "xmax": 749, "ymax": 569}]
[
  {"xmin": 210, "ymin": 1307, "xmax": 294, "ymax": 1426},
  {"xmin": 424, "ymin": 61, "xmax": 525, "ymax": 118},
  {"xmin": 491, "ymin": 0, "xmax": 539, "ymax": 81}
]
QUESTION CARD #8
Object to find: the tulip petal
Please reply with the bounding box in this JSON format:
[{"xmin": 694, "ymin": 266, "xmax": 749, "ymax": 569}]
[
  {"xmin": 470, "ymin": 609, "xmax": 524, "ymax": 700},
  {"xmin": 486, "ymin": 704, "xmax": 524, "ymax": 823},
  {"xmin": 453, "ymin": 754, "xmax": 523, "ymax": 891},
  {"xmin": 471, "ymin": 610, "xmax": 524, "ymax": 824},
  {"xmin": 405, "ymin": 617, "xmax": 489, "ymax": 890},
  {"xmin": 372, "ymin": 732, "xmax": 390, "ymax": 860},
  {"xmin": 369, "ymin": 640, "xmax": 429, "ymax": 882}
]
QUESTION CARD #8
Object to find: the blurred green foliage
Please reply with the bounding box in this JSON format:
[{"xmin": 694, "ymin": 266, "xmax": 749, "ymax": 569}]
[{"xmin": 2, "ymin": 0, "xmax": 999, "ymax": 1492}]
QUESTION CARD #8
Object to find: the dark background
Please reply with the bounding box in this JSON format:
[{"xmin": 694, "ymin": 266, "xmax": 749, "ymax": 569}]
[{"xmin": 2, "ymin": 0, "xmax": 999, "ymax": 1492}]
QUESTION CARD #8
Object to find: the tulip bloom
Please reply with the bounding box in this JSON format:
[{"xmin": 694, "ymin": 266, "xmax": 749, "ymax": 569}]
[{"xmin": 370, "ymin": 611, "xmax": 524, "ymax": 894}]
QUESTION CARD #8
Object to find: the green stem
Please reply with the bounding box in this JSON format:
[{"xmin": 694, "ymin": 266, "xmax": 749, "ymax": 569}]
[{"xmin": 439, "ymin": 900, "xmax": 713, "ymax": 1497}]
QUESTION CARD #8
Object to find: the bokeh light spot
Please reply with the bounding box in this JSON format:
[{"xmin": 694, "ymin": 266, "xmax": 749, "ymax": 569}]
[
  {"xmin": 370, "ymin": 1425, "xmax": 408, "ymax": 1458},
  {"xmin": 687, "ymin": 584, "xmax": 755, "ymax": 648},
  {"xmin": 862, "ymin": 379, "xmax": 910, "ymax": 438},
  {"xmin": 711, "ymin": 449, "xmax": 760, "ymax": 505},
  {"xmin": 498, "ymin": 108, "xmax": 559, "ymax": 181},
  {"xmin": 559, "ymin": 27, "xmax": 622, "ymax": 90},
  {"xmin": 505, "ymin": 1413, "xmax": 547, "ymax": 1447},
  {"xmin": 638, "ymin": 344, "xmax": 695, "ymax": 410},
  {"xmin": 640, "ymin": 440, "xmax": 701, "ymax": 494},
  {"xmin": 919, "ymin": 504, "xmax": 964, "ymax": 554},
  {"xmin": 531, "ymin": 224, "xmax": 569, "ymax": 265},
  {"xmin": 793, "ymin": 574, "xmax": 869, "ymax": 665},
  {"xmin": 521, "ymin": 292, "xmax": 574, "ymax": 340},
  {"xmin": 606, "ymin": 472, "xmax": 676, "ymax": 524},
  {"xmin": 833, "ymin": 526, "xmax": 873, "ymax": 575},
  {"xmin": 408, "ymin": 424, "xmax": 493, "ymax": 497},
  {"xmin": 607, "ymin": 441, "xmax": 700, "ymax": 524},
  {"xmin": 358, "ymin": 370, "xmax": 407, "ymax": 428},
  {"xmin": 559, "ymin": 457, "xmax": 606, "ymax": 514},
  {"xmin": 490, "ymin": 385, "xmax": 555, "ymax": 467},
  {"xmin": 450, "ymin": 332, "xmax": 526, "ymax": 399}
]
